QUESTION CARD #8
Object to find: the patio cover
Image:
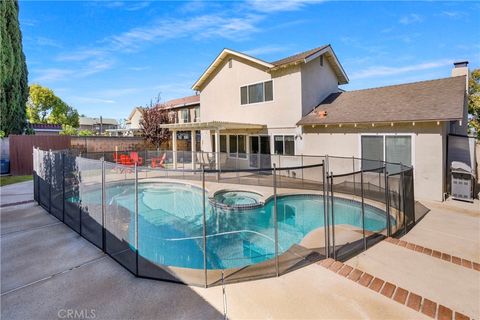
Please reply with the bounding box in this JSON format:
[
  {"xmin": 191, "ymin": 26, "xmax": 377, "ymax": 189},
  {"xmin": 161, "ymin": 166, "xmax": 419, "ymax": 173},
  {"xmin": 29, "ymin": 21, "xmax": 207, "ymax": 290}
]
[{"xmin": 159, "ymin": 121, "xmax": 266, "ymax": 131}]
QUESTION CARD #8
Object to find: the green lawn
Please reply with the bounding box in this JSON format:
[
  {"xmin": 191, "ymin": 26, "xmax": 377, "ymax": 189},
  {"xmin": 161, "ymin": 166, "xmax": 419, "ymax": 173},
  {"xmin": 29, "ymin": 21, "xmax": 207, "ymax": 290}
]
[{"xmin": 0, "ymin": 175, "xmax": 32, "ymax": 187}]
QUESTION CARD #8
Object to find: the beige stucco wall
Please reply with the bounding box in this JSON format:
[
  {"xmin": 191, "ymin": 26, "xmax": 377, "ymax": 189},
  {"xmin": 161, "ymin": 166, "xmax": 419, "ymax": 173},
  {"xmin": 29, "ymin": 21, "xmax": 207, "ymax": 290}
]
[
  {"xmin": 199, "ymin": 54, "xmax": 341, "ymax": 152},
  {"xmin": 301, "ymin": 122, "xmax": 446, "ymax": 201},
  {"xmin": 128, "ymin": 109, "xmax": 143, "ymax": 130},
  {"xmin": 301, "ymin": 55, "xmax": 339, "ymax": 117},
  {"xmin": 200, "ymin": 56, "xmax": 302, "ymax": 127},
  {"xmin": 199, "ymin": 55, "xmax": 303, "ymax": 151}
]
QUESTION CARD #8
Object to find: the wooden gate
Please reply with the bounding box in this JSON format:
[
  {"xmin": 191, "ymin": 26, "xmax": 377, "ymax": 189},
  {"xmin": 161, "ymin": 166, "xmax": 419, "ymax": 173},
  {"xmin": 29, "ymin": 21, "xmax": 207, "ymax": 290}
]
[{"xmin": 9, "ymin": 135, "xmax": 71, "ymax": 175}]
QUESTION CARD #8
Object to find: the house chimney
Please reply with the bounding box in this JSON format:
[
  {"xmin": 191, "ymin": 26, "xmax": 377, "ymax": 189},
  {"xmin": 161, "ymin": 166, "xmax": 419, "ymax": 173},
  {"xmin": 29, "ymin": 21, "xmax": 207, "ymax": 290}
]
[{"xmin": 452, "ymin": 61, "xmax": 469, "ymax": 91}]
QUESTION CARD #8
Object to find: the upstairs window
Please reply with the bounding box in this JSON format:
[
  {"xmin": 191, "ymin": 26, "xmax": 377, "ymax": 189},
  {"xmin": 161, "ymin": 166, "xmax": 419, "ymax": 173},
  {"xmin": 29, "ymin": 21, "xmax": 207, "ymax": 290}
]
[
  {"xmin": 194, "ymin": 107, "xmax": 200, "ymax": 122},
  {"xmin": 240, "ymin": 80, "xmax": 273, "ymax": 105},
  {"xmin": 181, "ymin": 109, "xmax": 190, "ymax": 123}
]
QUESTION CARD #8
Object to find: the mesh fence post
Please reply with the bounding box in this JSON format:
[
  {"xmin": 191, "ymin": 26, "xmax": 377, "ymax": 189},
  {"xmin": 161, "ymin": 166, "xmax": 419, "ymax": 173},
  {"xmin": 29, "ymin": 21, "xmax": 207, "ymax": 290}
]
[
  {"xmin": 134, "ymin": 163, "xmax": 139, "ymax": 276},
  {"xmin": 401, "ymin": 164, "xmax": 407, "ymax": 235},
  {"xmin": 62, "ymin": 152, "xmax": 65, "ymax": 222},
  {"xmin": 325, "ymin": 159, "xmax": 331, "ymax": 258},
  {"xmin": 384, "ymin": 166, "xmax": 391, "ymax": 237},
  {"xmin": 360, "ymin": 168, "xmax": 367, "ymax": 251},
  {"xmin": 273, "ymin": 164, "xmax": 279, "ymax": 276},
  {"xmin": 322, "ymin": 160, "xmax": 328, "ymax": 258},
  {"xmin": 329, "ymin": 172, "xmax": 336, "ymax": 260},
  {"xmin": 48, "ymin": 149, "xmax": 52, "ymax": 213},
  {"xmin": 352, "ymin": 156, "xmax": 356, "ymax": 198},
  {"xmin": 102, "ymin": 158, "xmax": 106, "ymax": 252},
  {"xmin": 301, "ymin": 154, "xmax": 304, "ymax": 187},
  {"xmin": 202, "ymin": 167, "xmax": 207, "ymax": 288}
]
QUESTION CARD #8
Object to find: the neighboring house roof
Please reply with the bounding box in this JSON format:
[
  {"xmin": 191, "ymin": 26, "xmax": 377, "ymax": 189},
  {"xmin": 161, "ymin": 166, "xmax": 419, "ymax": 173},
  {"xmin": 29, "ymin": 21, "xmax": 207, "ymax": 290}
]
[
  {"xmin": 79, "ymin": 117, "xmax": 118, "ymax": 126},
  {"xmin": 31, "ymin": 123, "xmax": 62, "ymax": 131},
  {"xmin": 192, "ymin": 45, "xmax": 348, "ymax": 91},
  {"xmin": 297, "ymin": 76, "xmax": 466, "ymax": 126},
  {"xmin": 160, "ymin": 95, "xmax": 200, "ymax": 109},
  {"xmin": 126, "ymin": 107, "xmax": 143, "ymax": 122}
]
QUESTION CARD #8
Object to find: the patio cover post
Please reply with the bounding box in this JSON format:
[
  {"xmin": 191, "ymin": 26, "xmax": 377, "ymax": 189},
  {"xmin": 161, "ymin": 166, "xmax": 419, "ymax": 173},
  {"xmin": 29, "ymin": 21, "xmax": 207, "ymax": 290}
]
[
  {"xmin": 191, "ymin": 130, "xmax": 196, "ymax": 170},
  {"xmin": 172, "ymin": 129, "xmax": 177, "ymax": 169},
  {"xmin": 214, "ymin": 129, "xmax": 220, "ymax": 170}
]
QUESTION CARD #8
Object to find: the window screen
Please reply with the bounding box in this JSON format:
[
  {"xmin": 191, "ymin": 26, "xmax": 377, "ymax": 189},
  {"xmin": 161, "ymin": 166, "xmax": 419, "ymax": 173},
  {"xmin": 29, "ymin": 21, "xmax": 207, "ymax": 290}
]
[
  {"xmin": 238, "ymin": 135, "xmax": 246, "ymax": 158},
  {"xmin": 274, "ymin": 136, "xmax": 284, "ymax": 155},
  {"xmin": 220, "ymin": 135, "xmax": 227, "ymax": 153},
  {"xmin": 264, "ymin": 81, "xmax": 273, "ymax": 101},
  {"xmin": 284, "ymin": 136, "xmax": 294, "ymax": 155},
  {"xmin": 229, "ymin": 135, "xmax": 237, "ymax": 155},
  {"xmin": 361, "ymin": 136, "xmax": 383, "ymax": 170},
  {"xmin": 241, "ymin": 86, "xmax": 248, "ymax": 105},
  {"xmin": 386, "ymin": 136, "xmax": 411, "ymax": 166},
  {"xmin": 248, "ymin": 83, "xmax": 263, "ymax": 103}
]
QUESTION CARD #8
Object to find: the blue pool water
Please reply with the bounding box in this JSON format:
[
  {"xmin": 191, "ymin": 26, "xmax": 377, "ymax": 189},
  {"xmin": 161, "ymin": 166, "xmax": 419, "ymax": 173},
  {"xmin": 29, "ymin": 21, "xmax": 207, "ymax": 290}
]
[{"xmin": 78, "ymin": 182, "xmax": 388, "ymax": 270}]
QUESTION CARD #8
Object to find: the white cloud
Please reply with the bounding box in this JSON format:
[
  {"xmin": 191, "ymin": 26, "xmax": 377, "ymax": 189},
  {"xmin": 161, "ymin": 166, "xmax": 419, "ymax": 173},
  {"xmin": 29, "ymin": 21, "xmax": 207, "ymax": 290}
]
[
  {"xmin": 350, "ymin": 59, "xmax": 453, "ymax": 80},
  {"xmin": 71, "ymin": 97, "xmax": 116, "ymax": 104},
  {"xmin": 109, "ymin": 14, "xmax": 262, "ymax": 51},
  {"xmin": 439, "ymin": 11, "xmax": 466, "ymax": 19},
  {"xmin": 33, "ymin": 68, "xmax": 75, "ymax": 82},
  {"xmin": 243, "ymin": 45, "xmax": 289, "ymax": 56},
  {"xmin": 399, "ymin": 13, "xmax": 423, "ymax": 25},
  {"xmin": 33, "ymin": 59, "xmax": 115, "ymax": 83},
  {"xmin": 36, "ymin": 37, "xmax": 62, "ymax": 48},
  {"xmin": 247, "ymin": 0, "xmax": 322, "ymax": 13}
]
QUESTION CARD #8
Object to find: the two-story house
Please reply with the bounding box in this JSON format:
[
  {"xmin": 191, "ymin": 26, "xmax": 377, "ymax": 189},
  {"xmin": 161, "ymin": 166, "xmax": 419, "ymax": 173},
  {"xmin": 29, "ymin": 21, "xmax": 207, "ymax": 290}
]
[{"xmin": 159, "ymin": 45, "xmax": 470, "ymax": 202}]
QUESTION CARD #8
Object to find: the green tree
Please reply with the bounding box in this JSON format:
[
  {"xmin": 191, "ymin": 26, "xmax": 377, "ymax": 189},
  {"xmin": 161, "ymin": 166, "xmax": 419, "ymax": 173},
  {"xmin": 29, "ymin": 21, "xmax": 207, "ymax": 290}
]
[
  {"xmin": 78, "ymin": 129, "xmax": 94, "ymax": 136},
  {"xmin": 59, "ymin": 124, "xmax": 78, "ymax": 136},
  {"xmin": 26, "ymin": 84, "xmax": 79, "ymax": 127},
  {"xmin": 0, "ymin": 0, "xmax": 29, "ymax": 136},
  {"xmin": 468, "ymin": 69, "xmax": 480, "ymax": 138}
]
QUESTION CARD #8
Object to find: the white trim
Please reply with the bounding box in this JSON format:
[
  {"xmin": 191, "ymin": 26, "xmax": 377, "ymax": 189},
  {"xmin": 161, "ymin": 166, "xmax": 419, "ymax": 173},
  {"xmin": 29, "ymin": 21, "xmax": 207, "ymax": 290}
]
[
  {"xmin": 192, "ymin": 48, "xmax": 274, "ymax": 90},
  {"xmin": 358, "ymin": 133, "xmax": 416, "ymax": 172}
]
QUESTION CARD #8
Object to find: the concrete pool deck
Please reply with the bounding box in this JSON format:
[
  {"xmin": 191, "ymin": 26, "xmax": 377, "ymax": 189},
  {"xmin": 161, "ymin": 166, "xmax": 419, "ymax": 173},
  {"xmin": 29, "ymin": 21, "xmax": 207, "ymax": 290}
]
[{"xmin": 1, "ymin": 181, "xmax": 479, "ymax": 319}]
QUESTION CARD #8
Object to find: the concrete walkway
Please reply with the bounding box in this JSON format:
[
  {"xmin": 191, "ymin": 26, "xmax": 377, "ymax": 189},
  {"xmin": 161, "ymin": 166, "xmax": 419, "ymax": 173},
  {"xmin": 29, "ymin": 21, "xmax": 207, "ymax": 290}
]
[
  {"xmin": 1, "ymin": 181, "xmax": 479, "ymax": 319},
  {"xmin": 0, "ymin": 180, "xmax": 34, "ymax": 208}
]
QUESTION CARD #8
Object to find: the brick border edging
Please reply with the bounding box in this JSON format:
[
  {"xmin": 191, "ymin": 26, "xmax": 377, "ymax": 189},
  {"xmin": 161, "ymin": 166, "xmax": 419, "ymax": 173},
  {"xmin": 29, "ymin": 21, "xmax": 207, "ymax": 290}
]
[
  {"xmin": 384, "ymin": 237, "xmax": 480, "ymax": 272},
  {"xmin": 318, "ymin": 258, "xmax": 473, "ymax": 320}
]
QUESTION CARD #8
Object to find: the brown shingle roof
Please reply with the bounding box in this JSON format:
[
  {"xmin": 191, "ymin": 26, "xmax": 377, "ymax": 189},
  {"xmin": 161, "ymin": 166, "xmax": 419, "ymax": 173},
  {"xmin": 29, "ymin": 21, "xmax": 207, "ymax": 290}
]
[
  {"xmin": 297, "ymin": 76, "xmax": 466, "ymax": 126},
  {"xmin": 271, "ymin": 45, "xmax": 330, "ymax": 66}
]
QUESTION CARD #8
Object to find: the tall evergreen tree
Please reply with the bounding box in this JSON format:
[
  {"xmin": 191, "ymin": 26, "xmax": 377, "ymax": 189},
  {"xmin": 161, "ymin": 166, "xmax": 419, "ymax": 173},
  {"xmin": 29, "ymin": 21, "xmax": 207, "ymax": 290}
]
[{"xmin": 0, "ymin": 0, "xmax": 29, "ymax": 136}]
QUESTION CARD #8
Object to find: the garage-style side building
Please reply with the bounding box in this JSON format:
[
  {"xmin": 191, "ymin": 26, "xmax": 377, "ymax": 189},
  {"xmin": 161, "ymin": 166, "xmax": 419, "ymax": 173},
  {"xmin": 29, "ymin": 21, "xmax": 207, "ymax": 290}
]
[{"xmin": 297, "ymin": 75, "xmax": 468, "ymax": 201}]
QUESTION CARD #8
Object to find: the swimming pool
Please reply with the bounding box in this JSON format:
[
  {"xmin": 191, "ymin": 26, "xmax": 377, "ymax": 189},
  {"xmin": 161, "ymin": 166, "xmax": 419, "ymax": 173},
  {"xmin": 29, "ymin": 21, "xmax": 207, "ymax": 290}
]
[{"xmin": 78, "ymin": 182, "xmax": 388, "ymax": 270}]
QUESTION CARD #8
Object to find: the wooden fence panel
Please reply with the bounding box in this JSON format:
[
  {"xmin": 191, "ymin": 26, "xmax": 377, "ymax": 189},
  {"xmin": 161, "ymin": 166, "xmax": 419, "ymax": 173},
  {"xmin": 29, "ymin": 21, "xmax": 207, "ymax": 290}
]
[{"xmin": 9, "ymin": 135, "xmax": 71, "ymax": 175}]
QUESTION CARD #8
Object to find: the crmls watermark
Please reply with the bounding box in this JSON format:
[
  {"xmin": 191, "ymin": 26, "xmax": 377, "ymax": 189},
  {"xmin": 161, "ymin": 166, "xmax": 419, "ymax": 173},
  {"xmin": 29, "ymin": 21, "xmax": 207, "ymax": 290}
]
[{"xmin": 57, "ymin": 309, "xmax": 96, "ymax": 319}]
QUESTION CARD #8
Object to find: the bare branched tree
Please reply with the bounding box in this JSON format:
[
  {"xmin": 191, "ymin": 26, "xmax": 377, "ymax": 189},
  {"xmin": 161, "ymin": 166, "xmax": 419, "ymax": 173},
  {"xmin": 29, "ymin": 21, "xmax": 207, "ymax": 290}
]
[{"xmin": 140, "ymin": 94, "xmax": 176, "ymax": 148}]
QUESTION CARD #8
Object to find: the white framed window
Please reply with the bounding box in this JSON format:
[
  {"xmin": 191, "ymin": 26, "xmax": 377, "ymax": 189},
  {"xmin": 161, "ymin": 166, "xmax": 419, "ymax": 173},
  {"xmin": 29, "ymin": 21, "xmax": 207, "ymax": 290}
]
[
  {"xmin": 194, "ymin": 107, "xmax": 200, "ymax": 122},
  {"xmin": 273, "ymin": 135, "xmax": 295, "ymax": 155},
  {"xmin": 181, "ymin": 109, "xmax": 190, "ymax": 123},
  {"xmin": 240, "ymin": 80, "xmax": 273, "ymax": 105},
  {"xmin": 227, "ymin": 134, "xmax": 247, "ymax": 158},
  {"xmin": 360, "ymin": 134, "xmax": 413, "ymax": 173}
]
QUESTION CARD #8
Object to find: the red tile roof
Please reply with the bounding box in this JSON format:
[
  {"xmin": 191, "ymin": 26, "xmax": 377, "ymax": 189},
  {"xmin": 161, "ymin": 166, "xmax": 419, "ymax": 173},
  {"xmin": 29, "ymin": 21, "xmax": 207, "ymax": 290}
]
[{"xmin": 157, "ymin": 94, "xmax": 200, "ymax": 109}]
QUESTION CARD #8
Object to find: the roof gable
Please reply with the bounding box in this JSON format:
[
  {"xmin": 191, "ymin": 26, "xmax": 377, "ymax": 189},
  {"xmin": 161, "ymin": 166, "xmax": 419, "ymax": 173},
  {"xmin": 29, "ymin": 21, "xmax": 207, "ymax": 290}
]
[
  {"xmin": 192, "ymin": 49, "xmax": 274, "ymax": 91},
  {"xmin": 297, "ymin": 76, "xmax": 466, "ymax": 126},
  {"xmin": 192, "ymin": 45, "xmax": 348, "ymax": 91}
]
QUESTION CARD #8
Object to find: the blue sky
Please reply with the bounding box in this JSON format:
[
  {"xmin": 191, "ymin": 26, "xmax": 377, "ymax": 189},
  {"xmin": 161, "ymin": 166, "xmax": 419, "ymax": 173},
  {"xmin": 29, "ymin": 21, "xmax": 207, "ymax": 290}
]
[{"xmin": 19, "ymin": 0, "xmax": 480, "ymax": 120}]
